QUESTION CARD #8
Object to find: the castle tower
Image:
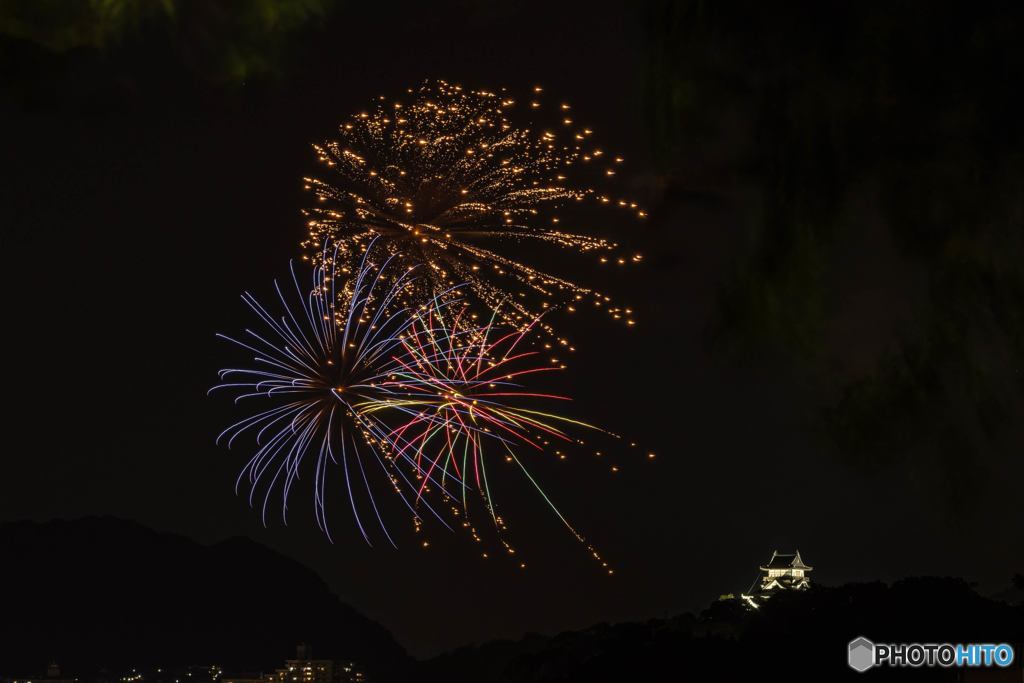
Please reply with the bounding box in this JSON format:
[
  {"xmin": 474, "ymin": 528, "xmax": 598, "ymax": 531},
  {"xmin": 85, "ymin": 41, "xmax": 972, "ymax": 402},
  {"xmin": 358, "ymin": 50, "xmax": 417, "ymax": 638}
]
[{"xmin": 757, "ymin": 550, "xmax": 812, "ymax": 593}]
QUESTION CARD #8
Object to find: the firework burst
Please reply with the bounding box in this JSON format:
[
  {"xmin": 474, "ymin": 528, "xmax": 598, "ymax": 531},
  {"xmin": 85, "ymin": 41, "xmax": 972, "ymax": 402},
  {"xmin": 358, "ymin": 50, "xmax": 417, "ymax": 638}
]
[
  {"xmin": 380, "ymin": 302, "xmax": 625, "ymax": 571},
  {"xmin": 302, "ymin": 80, "xmax": 645, "ymax": 336},
  {"xmin": 211, "ymin": 242, "xmax": 639, "ymax": 566},
  {"xmin": 210, "ymin": 243, "xmax": 466, "ymax": 545}
]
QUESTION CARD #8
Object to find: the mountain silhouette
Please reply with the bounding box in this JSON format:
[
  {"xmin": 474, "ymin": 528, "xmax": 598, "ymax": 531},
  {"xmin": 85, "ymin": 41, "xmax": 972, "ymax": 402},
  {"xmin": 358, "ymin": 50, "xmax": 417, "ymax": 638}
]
[{"xmin": 0, "ymin": 517, "xmax": 411, "ymax": 680}]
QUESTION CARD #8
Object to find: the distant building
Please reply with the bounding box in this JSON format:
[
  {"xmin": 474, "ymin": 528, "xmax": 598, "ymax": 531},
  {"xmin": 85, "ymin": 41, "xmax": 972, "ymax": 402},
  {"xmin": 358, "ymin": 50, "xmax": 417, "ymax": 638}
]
[
  {"xmin": 224, "ymin": 645, "xmax": 366, "ymax": 683},
  {"xmin": 723, "ymin": 550, "xmax": 813, "ymax": 609},
  {"xmin": 756, "ymin": 550, "xmax": 812, "ymax": 593}
]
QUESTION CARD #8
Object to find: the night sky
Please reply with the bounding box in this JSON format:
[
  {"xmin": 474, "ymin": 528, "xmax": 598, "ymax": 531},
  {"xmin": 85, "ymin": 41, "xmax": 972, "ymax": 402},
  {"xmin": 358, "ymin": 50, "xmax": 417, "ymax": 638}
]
[{"xmin": 2, "ymin": 0, "xmax": 1022, "ymax": 657}]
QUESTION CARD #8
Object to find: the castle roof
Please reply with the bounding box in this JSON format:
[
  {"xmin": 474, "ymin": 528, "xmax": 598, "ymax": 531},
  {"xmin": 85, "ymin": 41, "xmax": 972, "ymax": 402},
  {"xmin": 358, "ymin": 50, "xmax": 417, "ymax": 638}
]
[{"xmin": 759, "ymin": 550, "xmax": 812, "ymax": 571}]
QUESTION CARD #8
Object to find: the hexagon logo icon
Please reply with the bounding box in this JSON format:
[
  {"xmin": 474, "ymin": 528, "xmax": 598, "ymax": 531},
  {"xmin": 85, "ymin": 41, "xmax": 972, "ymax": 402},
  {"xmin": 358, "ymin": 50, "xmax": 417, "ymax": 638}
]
[{"xmin": 848, "ymin": 637, "xmax": 875, "ymax": 672}]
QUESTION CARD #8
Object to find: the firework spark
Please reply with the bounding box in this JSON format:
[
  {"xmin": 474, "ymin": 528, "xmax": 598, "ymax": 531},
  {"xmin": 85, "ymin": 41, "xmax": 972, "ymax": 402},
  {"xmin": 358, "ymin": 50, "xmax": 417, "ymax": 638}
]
[{"xmin": 302, "ymin": 80, "xmax": 645, "ymax": 336}]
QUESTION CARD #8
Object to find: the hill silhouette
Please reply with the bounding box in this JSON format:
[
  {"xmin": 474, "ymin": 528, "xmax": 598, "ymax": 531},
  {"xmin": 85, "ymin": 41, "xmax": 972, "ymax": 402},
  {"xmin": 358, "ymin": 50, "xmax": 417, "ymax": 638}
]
[
  {"xmin": 3, "ymin": 518, "xmax": 1021, "ymax": 681},
  {"xmin": 421, "ymin": 577, "xmax": 1024, "ymax": 682},
  {"xmin": 0, "ymin": 517, "xmax": 411, "ymax": 680}
]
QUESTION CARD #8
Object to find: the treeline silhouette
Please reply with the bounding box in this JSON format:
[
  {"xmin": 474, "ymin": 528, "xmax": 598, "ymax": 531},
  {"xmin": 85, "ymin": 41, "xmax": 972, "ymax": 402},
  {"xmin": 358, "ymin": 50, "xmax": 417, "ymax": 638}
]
[{"xmin": 420, "ymin": 577, "xmax": 1024, "ymax": 682}]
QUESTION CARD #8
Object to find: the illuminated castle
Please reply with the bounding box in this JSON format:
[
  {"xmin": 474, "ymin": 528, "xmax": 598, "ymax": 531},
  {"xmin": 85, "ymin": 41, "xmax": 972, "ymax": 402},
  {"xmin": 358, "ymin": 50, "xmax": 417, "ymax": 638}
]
[
  {"xmin": 732, "ymin": 550, "xmax": 813, "ymax": 609},
  {"xmin": 755, "ymin": 550, "xmax": 812, "ymax": 592}
]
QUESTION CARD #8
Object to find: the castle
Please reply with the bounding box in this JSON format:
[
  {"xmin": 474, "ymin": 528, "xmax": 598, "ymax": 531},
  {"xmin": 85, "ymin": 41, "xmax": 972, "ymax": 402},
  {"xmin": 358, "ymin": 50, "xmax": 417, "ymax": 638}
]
[{"xmin": 728, "ymin": 550, "xmax": 813, "ymax": 609}]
